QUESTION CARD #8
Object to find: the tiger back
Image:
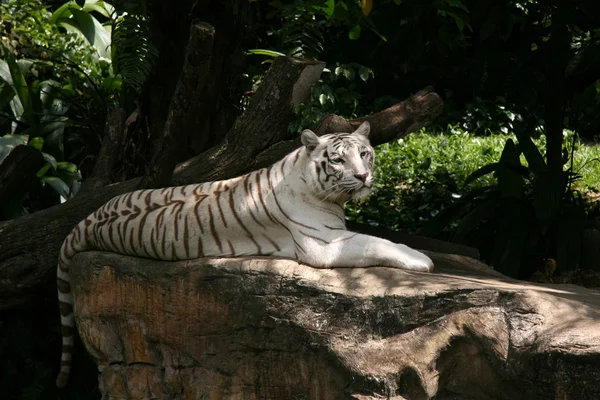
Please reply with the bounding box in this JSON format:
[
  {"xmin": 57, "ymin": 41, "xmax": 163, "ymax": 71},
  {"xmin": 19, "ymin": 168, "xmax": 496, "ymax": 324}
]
[{"xmin": 55, "ymin": 121, "xmax": 434, "ymax": 387}]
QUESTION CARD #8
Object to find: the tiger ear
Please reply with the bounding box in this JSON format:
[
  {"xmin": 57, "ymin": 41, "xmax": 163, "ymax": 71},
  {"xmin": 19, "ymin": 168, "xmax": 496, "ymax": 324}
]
[
  {"xmin": 354, "ymin": 121, "xmax": 370, "ymax": 138},
  {"xmin": 301, "ymin": 129, "xmax": 322, "ymax": 152}
]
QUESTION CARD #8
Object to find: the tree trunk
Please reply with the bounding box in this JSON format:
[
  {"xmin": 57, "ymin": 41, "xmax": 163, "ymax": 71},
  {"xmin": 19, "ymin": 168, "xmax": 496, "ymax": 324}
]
[
  {"xmin": 140, "ymin": 21, "xmax": 216, "ymax": 189},
  {"xmin": 79, "ymin": 108, "xmax": 127, "ymax": 194},
  {"xmin": 71, "ymin": 250, "xmax": 600, "ymax": 399}
]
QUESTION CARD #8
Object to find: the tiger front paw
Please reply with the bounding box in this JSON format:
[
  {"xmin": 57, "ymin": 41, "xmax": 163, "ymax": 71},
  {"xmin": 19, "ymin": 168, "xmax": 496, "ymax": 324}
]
[{"xmin": 394, "ymin": 245, "xmax": 434, "ymax": 272}]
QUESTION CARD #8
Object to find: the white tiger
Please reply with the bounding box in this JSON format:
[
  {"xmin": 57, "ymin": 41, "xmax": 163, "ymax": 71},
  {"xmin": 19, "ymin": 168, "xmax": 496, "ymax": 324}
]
[{"xmin": 55, "ymin": 121, "xmax": 434, "ymax": 387}]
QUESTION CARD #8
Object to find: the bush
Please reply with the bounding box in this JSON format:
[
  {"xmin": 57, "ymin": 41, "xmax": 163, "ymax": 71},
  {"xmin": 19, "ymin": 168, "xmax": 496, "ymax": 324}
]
[
  {"xmin": 346, "ymin": 127, "xmax": 511, "ymax": 234},
  {"xmin": 348, "ymin": 127, "xmax": 600, "ymax": 278},
  {"xmin": 0, "ymin": 0, "xmax": 118, "ymax": 219}
]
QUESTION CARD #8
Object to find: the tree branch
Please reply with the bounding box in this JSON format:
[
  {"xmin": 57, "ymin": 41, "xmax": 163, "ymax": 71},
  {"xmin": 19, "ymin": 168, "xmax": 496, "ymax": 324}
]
[{"xmin": 253, "ymin": 86, "xmax": 444, "ymax": 169}]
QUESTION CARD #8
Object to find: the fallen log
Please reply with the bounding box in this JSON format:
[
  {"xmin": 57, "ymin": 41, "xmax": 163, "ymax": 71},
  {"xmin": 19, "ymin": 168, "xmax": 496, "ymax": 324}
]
[{"xmin": 71, "ymin": 250, "xmax": 600, "ymax": 399}]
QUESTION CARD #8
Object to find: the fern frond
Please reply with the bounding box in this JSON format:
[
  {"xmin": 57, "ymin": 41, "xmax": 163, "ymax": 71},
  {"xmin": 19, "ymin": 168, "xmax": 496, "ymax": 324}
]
[
  {"xmin": 111, "ymin": 12, "xmax": 157, "ymax": 94},
  {"xmin": 271, "ymin": 1, "xmax": 326, "ymax": 59}
]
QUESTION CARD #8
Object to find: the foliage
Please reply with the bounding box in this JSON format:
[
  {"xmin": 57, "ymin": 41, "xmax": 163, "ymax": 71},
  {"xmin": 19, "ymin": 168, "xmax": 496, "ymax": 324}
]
[
  {"xmin": 111, "ymin": 9, "xmax": 157, "ymax": 98},
  {"xmin": 0, "ymin": 0, "xmax": 120, "ymax": 218},
  {"xmin": 0, "ymin": 0, "xmax": 112, "ymax": 84},
  {"xmin": 0, "ymin": 0, "xmax": 158, "ymax": 218},
  {"xmin": 427, "ymin": 133, "xmax": 585, "ymax": 278},
  {"xmin": 0, "ymin": 0, "xmax": 159, "ymax": 217},
  {"xmin": 252, "ymin": 0, "xmax": 600, "ymax": 145},
  {"xmin": 290, "ymin": 62, "xmax": 375, "ymax": 132},
  {"xmin": 345, "ymin": 127, "xmax": 509, "ymax": 233},
  {"xmin": 346, "ymin": 127, "xmax": 600, "ymax": 278},
  {"xmin": 51, "ymin": 0, "xmax": 114, "ymax": 59},
  {"xmin": 0, "ymin": 52, "xmax": 82, "ymax": 218}
]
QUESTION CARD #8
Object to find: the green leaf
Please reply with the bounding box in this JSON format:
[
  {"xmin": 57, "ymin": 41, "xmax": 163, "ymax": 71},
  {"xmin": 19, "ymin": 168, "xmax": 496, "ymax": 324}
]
[
  {"xmin": 82, "ymin": 0, "xmax": 115, "ymax": 19},
  {"xmin": 445, "ymin": 0, "xmax": 469, "ymax": 12},
  {"xmin": 244, "ymin": 49, "xmax": 286, "ymax": 57},
  {"xmin": 57, "ymin": 161, "xmax": 78, "ymax": 176},
  {"xmin": 0, "ymin": 134, "xmax": 28, "ymax": 164},
  {"xmin": 42, "ymin": 152, "xmax": 58, "ymax": 171},
  {"xmin": 342, "ymin": 67, "xmax": 355, "ymax": 80},
  {"xmin": 349, "ymin": 25, "xmax": 361, "ymax": 40},
  {"xmin": 54, "ymin": 7, "xmax": 112, "ymax": 59},
  {"xmin": 50, "ymin": 2, "xmax": 75, "ymax": 24},
  {"xmin": 319, "ymin": 93, "xmax": 327, "ymax": 106},
  {"xmin": 0, "ymin": 82, "xmax": 14, "ymax": 110},
  {"xmin": 514, "ymin": 129, "xmax": 546, "ymax": 175},
  {"xmin": 358, "ymin": 66, "xmax": 372, "ymax": 82},
  {"xmin": 28, "ymin": 137, "xmax": 44, "ymax": 151},
  {"xmin": 4, "ymin": 53, "xmax": 35, "ymax": 124},
  {"xmin": 0, "ymin": 59, "xmax": 13, "ymax": 86},
  {"xmin": 43, "ymin": 176, "xmax": 71, "ymax": 199},
  {"xmin": 318, "ymin": 0, "xmax": 335, "ymax": 19},
  {"xmin": 36, "ymin": 163, "xmax": 52, "ymax": 178},
  {"xmin": 39, "ymin": 80, "xmax": 60, "ymax": 111},
  {"xmin": 463, "ymin": 162, "xmax": 499, "ymax": 186}
]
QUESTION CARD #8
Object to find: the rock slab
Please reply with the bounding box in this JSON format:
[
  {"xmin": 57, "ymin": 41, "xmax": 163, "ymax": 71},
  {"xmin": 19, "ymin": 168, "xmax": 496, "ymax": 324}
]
[{"xmin": 70, "ymin": 251, "xmax": 600, "ymax": 399}]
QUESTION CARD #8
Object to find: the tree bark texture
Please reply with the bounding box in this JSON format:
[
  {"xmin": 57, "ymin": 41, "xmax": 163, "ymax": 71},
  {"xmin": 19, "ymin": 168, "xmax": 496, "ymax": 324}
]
[
  {"xmin": 0, "ymin": 55, "xmax": 443, "ymax": 310},
  {"xmin": 143, "ymin": 0, "xmax": 248, "ymax": 162},
  {"xmin": 71, "ymin": 250, "xmax": 600, "ymax": 399},
  {"xmin": 79, "ymin": 108, "xmax": 127, "ymax": 194}
]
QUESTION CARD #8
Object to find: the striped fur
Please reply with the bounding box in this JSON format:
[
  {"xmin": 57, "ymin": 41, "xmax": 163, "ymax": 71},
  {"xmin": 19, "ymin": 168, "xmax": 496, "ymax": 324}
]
[{"xmin": 55, "ymin": 121, "xmax": 434, "ymax": 387}]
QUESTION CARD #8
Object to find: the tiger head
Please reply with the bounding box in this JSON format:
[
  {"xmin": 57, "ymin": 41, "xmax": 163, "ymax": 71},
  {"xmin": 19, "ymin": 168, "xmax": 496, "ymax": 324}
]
[{"xmin": 301, "ymin": 121, "xmax": 375, "ymax": 202}]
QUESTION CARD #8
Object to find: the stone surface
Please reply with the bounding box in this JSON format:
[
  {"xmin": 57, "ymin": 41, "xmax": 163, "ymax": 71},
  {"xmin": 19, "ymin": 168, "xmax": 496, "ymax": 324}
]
[{"xmin": 71, "ymin": 251, "xmax": 600, "ymax": 399}]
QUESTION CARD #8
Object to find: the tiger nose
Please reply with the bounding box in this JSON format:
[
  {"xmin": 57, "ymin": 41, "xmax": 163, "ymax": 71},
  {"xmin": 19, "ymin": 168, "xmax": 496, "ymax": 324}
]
[{"xmin": 354, "ymin": 172, "xmax": 368, "ymax": 182}]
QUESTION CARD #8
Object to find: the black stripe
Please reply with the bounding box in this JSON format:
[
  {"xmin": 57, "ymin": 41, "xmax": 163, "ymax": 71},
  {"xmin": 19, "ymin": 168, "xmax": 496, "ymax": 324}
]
[
  {"xmin": 255, "ymin": 171, "xmax": 278, "ymax": 225},
  {"xmin": 59, "ymin": 301, "xmax": 73, "ymax": 316},
  {"xmin": 299, "ymin": 230, "xmax": 358, "ymax": 245},
  {"xmin": 161, "ymin": 223, "xmax": 168, "ymax": 258},
  {"xmin": 193, "ymin": 194, "xmax": 208, "ymax": 234},
  {"xmin": 57, "ymin": 278, "xmax": 70, "ymax": 293},
  {"xmin": 61, "ymin": 325, "xmax": 75, "ymax": 337},
  {"xmin": 268, "ymin": 167, "xmax": 317, "ymax": 231},
  {"xmin": 137, "ymin": 211, "xmax": 152, "ymax": 257},
  {"xmin": 183, "ymin": 215, "xmax": 190, "ymax": 258},
  {"xmin": 323, "ymin": 224, "xmax": 346, "ymax": 230},
  {"xmin": 292, "ymin": 148, "xmax": 301, "ymax": 165},
  {"xmin": 244, "ymin": 174, "xmax": 267, "ymax": 229},
  {"xmin": 149, "ymin": 226, "xmax": 160, "ymax": 259},
  {"xmin": 207, "ymin": 204, "xmax": 223, "ymax": 253},
  {"xmin": 263, "ymin": 234, "xmax": 281, "ymax": 252},
  {"xmin": 229, "ymin": 185, "xmax": 261, "ymax": 253},
  {"xmin": 215, "ymin": 192, "xmax": 228, "ymax": 228}
]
